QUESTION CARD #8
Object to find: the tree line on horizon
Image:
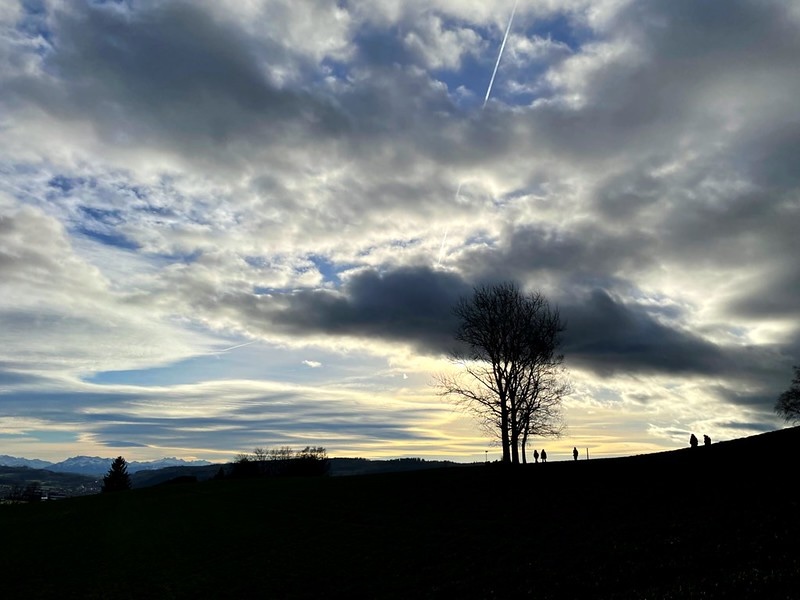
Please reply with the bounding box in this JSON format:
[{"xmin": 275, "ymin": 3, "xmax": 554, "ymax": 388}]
[{"xmin": 227, "ymin": 445, "xmax": 330, "ymax": 478}]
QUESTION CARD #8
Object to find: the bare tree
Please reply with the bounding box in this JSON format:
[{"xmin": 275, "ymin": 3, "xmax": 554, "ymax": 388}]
[
  {"xmin": 775, "ymin": 365, "xmax": 800, "ymax": 424},
  {"xmin": 436, "ymin": 282, "xmax": 569, "ymax": 464}
]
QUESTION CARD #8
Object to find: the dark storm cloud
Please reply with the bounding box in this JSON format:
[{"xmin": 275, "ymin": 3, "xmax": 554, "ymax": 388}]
[
  {"xmin": 559, "ymin": 289, "xmax": 800, "ymax": 415},
  {"xmin": 264, "ymin": 264, "xmax": 799, "ymax": 403},
  {"xmin": 561, "ymin": 289, "xmax": 729, "ymax": 376},
  {"xmin": 263, "ymin": 266, "xmax": 472, "ymax": 354},
  {"xmin": 228, "ymin": 263, "xmax": 779, "ymax": 387}
]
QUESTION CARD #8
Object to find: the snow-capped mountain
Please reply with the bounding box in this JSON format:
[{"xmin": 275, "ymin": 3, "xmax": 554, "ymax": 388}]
[{"xmin": 0, "ymin": 455, "xmax": 213, "ymax": 476}]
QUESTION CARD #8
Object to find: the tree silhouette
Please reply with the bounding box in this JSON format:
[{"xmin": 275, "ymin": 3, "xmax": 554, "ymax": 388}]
[
  {"xmin": 436, "ymin": 282, "xmax": 569, "ymax": 464},
  {"xmin": 775, "ymin": 365, "xmax": 800, "ymax": 424},
  {"xmin": 232, "ymin": 446, "xmax": 329, "ymax": 477},
  {"xmin": 290, "ymin": 446, "xmax": 330, "ymax": 476},
  {"xmin": 102, "ymin": 456, "xmax": 132, "ymax": 493}
]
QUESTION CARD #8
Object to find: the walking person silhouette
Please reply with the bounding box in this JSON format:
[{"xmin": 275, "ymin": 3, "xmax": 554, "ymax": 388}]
[
  {"xmin": 573, "ymin": 447, "xmax": 579, "ymax": 461},
  {"xmin": 540, "ymin": 449, "xmax": 547, "ymax": 463}
]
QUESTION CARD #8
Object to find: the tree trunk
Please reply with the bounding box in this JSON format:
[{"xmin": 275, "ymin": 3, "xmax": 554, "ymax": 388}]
[
  {"xmin": 510, "ymin": 429, "xmax": 520, "ymax": 464},
  {"xmin": 521, "ymin": 427, "xmax": 528, "ymax": 464},
  {"xmin": 500, "ymin": 399, "xmax": 511, "ymax": 463}
]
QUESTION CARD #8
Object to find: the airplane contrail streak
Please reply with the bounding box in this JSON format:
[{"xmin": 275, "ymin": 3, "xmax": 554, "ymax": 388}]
[
  {"xmin": 484, "ymin": 0, "xmax": 518, "ymax": 108},
  {"xmin": 216, "ymin": 340, "xmax": 257, "ymax": 353},
  {"xmin": 436, "ymin": 230, "xmax": 449, "ymax": 266}
]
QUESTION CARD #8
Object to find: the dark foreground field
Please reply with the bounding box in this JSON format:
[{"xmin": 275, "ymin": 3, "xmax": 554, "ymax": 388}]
[{"xmin": 2, "ymin": 428, "xmax": 799, "ymax": 599}]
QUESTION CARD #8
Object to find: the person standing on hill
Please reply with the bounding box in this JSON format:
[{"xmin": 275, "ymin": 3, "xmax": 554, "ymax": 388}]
[
  {"xmin": 573, "ymin": 447, "xmax": 579, "ymax": 461},
  {"xmin": 533, "ymin": 449, "xmax": 539, "ymax": 463},
  {"xmin": 703, "ymin": 434, "xmax": 711, "ymax": 446},
  {"xmin": 689, "ymin": 433, "xmax": 698, "ymax": 448},
  {"xmin": 541, "ymin": 449, "xmax": 547, "ymax": 463}
]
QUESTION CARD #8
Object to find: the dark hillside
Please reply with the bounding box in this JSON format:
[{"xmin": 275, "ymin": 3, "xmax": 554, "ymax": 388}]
[{"xmin": 1, "ymin": 427, "xmax": 798, "ymax": 599}]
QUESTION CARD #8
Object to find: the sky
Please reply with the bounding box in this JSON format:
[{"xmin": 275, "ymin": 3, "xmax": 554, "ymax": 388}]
[{"xmin": 1, "ymin": 0, "xmax": 799, "ymax": 464}]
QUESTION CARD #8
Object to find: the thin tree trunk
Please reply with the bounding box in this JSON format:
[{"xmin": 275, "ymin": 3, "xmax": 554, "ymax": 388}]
[
  {"xmin": 511, "ymin": 430, "xmax": 520, "ymax": 464},
  {"xmin": 501, "ymin": 400, "xmax": 511, "ymax": 462},
  {"xmin": 521, "ymin": 423, "xmax": 529, "ymax": 464}
]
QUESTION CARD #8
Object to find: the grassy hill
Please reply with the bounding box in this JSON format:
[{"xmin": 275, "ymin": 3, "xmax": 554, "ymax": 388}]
[{"xmin": 1, "ymin": 427, "xmax": 798, "ymax": 599}]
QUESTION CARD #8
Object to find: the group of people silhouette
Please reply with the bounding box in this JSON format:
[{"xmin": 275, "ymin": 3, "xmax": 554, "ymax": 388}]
[
  {"xmin": 531, "ymin": 447, "xmax": 581, "ymax": 462},
  {"xmin": 689, "ymin": 433, "xmax": 712, "ymax": 448},
  {"xmin": 529, "ymin": 435, "xmax": 711, "ymax": 463}
]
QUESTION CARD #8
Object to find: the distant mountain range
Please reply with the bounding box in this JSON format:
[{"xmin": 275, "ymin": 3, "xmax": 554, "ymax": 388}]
[{"xmin": 0, "ymin": 454, "xmax": 213, "ymax": 476}]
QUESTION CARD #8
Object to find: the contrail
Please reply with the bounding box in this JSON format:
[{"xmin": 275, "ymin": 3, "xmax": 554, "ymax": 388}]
[
  {"xmin": 437, "ymin": 1, "xmax": 517, "ymax": 267},
  {"xmin": 484, "ymin": 0, "xmax": 518, "ymax": 108},
  {"xmin": 215, "ymin": 340, "xmax": 257, "ymax": 353},
  {"xmin": 436, "ymin": 230, "xmax": 449, "ymax": 266}
]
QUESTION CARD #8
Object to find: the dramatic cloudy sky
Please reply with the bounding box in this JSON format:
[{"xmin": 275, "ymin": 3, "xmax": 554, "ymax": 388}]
[{"xmin": 1, "ymin": 0, "xmax": 798, "ymax": 463}]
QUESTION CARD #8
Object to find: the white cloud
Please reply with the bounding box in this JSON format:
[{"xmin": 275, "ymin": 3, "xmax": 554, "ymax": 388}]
[{"xmin": 0, "ymin": 201, "xmax": 219, "ymax": 377}]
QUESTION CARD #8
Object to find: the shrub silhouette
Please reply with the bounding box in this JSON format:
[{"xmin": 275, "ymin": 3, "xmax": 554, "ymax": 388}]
[{"xmin": 231, "ymin": 446, "xmax": 329, "ymax": 478}]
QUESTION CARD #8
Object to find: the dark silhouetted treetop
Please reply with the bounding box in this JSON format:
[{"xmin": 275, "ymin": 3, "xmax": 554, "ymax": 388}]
[
  {"xmin": 232, "ymin": 446, "xmax": 329, "ymax": 478},
  {"xmin": 775, "ymin": 365, "xmax": 800, "ymax": 424},
  {"xmin": 102, "ymin": 456, "xmax": 132, "ymax": 493}
]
